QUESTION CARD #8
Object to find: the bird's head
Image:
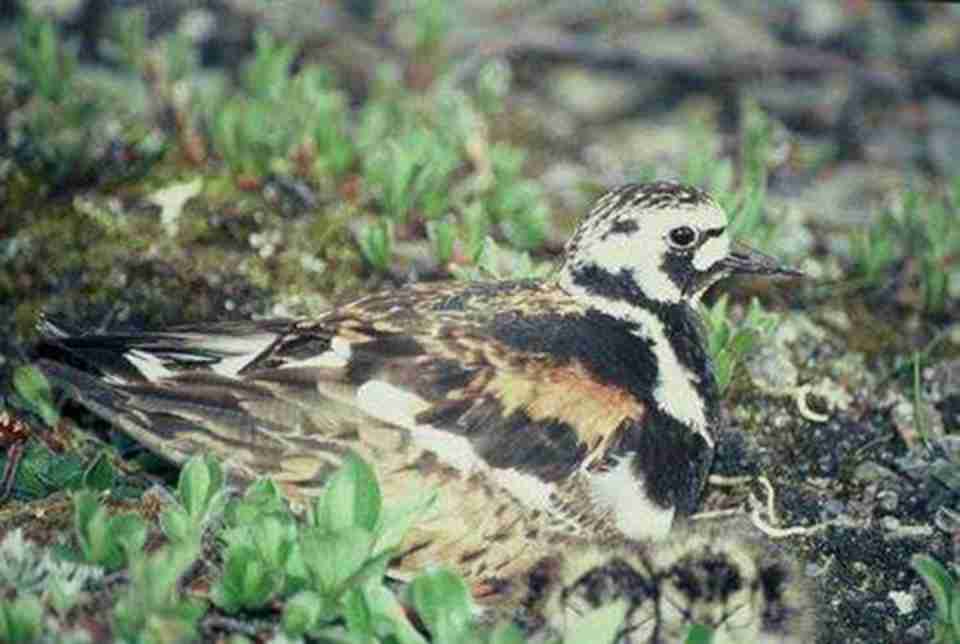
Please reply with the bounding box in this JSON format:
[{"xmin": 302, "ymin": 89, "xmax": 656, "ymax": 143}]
[{"xmin": 558, "ymin": 181, "xmax": 802, "ymax": 309}]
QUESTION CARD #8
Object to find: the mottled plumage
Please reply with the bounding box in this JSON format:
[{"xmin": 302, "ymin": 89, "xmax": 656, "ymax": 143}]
[
  {"xmin": 33, "ymin": 181, "xmax": 800, "ymax": 588},
  {"xmin": 525, "ymin": 520, "xmax": 815, "ymax": 643}
]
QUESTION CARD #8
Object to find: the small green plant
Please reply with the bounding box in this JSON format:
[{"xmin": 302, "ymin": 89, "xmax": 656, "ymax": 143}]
[
  {"xmin": 213, "ymin": 478, "xmax": 301, "ymax": 613},
  {"xmin": 207, "ymin": 32, "xmax": 298, "ymax": 180},
  {"xmin": 485, "ymin": 144, "xmax": 549, "ymax": 250},
  {"xmin": 683, "ymin": 121, "xmax": 734, "ymax": 198},
  {"xmin": 282, "ymin": 454, "xmax": 435, "ymax": 638},
  {"xmin": 213, "ymin": 514, "xmax": 296, "ymax": 612},
  {"xmin": 408, "ymin": 568, "xmax": 476, "ymax": 642},
  {"xmin": 13, "ymin": 7, "xmax": 76, "ymax": 103},
  {"xmin": 703, "ymin": 295, "xmax": 780, "ymax": 394},
  {"xmin": 402, "ymin": 0, "xmax": 452, "ymax": 57},
  {"xmin": 10, "ymin": 6, "xmax": 164, "ymax": 188},
  {"xmin": 912, "ymin": 553, "xmax": 960, "ymax": 643},
  {"xmin": 850, "ymin": 225, "xmax": 897, "ymax": 287},
  {"xmin": 450, "ymin": 236, "xmax": 550, "ymax": 282},
  {"xmin": 916, "ymin": 186, "xmax": 959, "ymax": 315},
  {"xmin": 160, "ymin": 453, "xmax": 229, "ymax": 544},
  {"xmin": 72, "ymin": 490, "xmax": 147, "ymax": 571},
  {"xmin": 103, "ymin": 7, "xmax": 149, "ymax": 74},
  {"xmin": 12, "ymin": 365, "xmax": 59, "ymax": 427},
  {"xmin": 358, "ymin": 218, "xmax": 395, "ymax": 272},
  {"xmin": 363, "ymin": 128, "xmax": 459, "ymax": 223},
  {"xmin": 474, "ymin": 59, "xmax": 512, "ymax": 115},
  {"xmin": 0, "ymin": 594, "xmax": 43, "ymax": 644},
  {"xmin": 206, "ymin": 33, "xmax": 363, "ymax": 185},
  {"xmin": 112, "ymin": 543, "xmax": 206, "ymax": 643},
  {"xmin": 293, "ymin": 66, "xmax": 357, "ymax": 177},
  {"xmin": 688, "ymin": 102, "xmax": 778, "ymax": 249},
  {"xmin": 848, "ymin": 181, "xmax": 960, "ymax": 315}
]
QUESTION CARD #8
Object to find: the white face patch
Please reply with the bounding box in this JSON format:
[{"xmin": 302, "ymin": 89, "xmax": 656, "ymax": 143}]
[
  {"xmin": 562, "ymin": 200, "xmax": 729, "ymax": 305},
  {"xmin": 586, "ymin": 454, "xmax": 674, "ymax": 539},
  {"xmin": 354, "ymin": 381, "xmax": 558, "ymax": 512},
  {"xmin": 692, "ymin": 231, "xmax": 731, "ymax": 272}
]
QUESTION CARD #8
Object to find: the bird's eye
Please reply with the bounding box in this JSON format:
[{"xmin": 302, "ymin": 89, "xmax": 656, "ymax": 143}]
[{"xmin": 668, "ymin": 226, "xmax": 697, "ymax": 249}]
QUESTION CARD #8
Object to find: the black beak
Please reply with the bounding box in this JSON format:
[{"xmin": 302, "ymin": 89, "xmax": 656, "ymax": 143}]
[{"xmin": 720, "ymin": 240, "xmax": 805, "ymax": 278}]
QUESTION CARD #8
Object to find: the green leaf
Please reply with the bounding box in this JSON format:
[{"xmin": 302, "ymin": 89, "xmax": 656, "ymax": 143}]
[
  {"xmin": 951, "ymin": 593, "xmax": 960, "ymax": 640},
  {"xmin": 358, "ymin": 583, "xmax": 429, "ymax": 644},
  {"xmin": 913, "ymin": 554, "xmax": 955, "ymax": 622},
  {"xmin": 282, "ymin": 590, "xmax": 330, "ymax": 637},
  {"xmin": 111, "ymin": 513, "xmax": 148, "ymax": 558},
  {"xmin": 177, "ymin": 453, "xmax": 227, "ymax": 525},
  {"xmin": 12, "ymin": 365, "xmax": 59, "ymax": 427},
  {"xmin": 341, "ymin": 586, "xmax": 374, "ymax": 637},
  {"xmin": 112, "ymin": 543, "xmax": 204, "ymax": 641},
  {"xmin": 72, "ymin": 490, "xmax": 146, "ymax": 570},
  {"xmin": 427, "ymin": 218, "xmax": 456, "ymax": 265},
  {"xmin": 73, "ymin": 490, "xmax": 111, "ymax": 566},
  {"xmin": 409, "ymin": 568, "xmax": 474, "ymax": 642},
  {"xmin": 213, "ymin": 541, "xmax": 283, "ymax": 612},
  {"xmin": 82, "ymin": 452, "xmax": 115, "ymax": 491},
  {"xmin": 359, "ymin": 219, "xmax": 394, "ymax": 272},
  {"xmin": 160, "ymin": 505, "xmax": 196, "ymax": 544},
  {"xmin": 314, "ymin": 453, "xmax": 382, "ymax": 533},
  {"xmin": 0, "ymin": 594, "xmax": 43, "ymax": 644},
  {"xmin": 300, "ymin": 526, "xmax": 375, "ymax": 597}
]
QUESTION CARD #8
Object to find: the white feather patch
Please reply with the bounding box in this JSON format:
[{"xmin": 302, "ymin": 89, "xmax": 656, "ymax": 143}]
[
  {"xmin": 692, "ymin": 233, "xmax": 730, "ymax": 272},
  {"xmin": 121, "ymin": 349, "xmax": 176, "ymax": 383},
  {"xmin": 587, "ymin": 454, "xmax": 674, "ymax": 539}
]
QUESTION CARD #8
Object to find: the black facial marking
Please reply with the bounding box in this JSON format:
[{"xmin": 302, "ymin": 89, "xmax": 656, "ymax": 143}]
[
  {"xmin": 600, "ymin": 218, "xmax": 640, "ymax": 240},
  {"xmin": 703, "ymin": 226, "xmax": 726, "ymax": 240},
  {"xmin": 661, "ymin": 250, "xmax": 698, "ymax": 296},
  {"xmin": 570, "ymin": 264, "xmax": 663, "ymax": 312}
]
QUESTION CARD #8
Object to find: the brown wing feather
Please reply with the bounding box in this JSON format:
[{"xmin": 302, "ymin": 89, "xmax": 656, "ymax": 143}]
[{"xmin": 34, "ymin": 281, "xmax": 649, "ymax": 584}]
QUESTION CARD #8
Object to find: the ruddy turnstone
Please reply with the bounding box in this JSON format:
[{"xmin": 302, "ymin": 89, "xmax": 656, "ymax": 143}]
[
  {"xmin": 33, "ymin": 181, "xmax": 801, "ymax": 587},
  {"xmin": 525, "ymin": 520, "xmax": 815, "ymax": 643}
]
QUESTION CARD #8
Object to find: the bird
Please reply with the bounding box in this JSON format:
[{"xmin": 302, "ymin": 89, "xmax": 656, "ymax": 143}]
[
  {"xmin": 32, "ymin": 180, "xmax": 802, "ymax": 590},
  {"xmin": 522, "ymin": 519, "xmax": 815, "ymax": 643}
]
